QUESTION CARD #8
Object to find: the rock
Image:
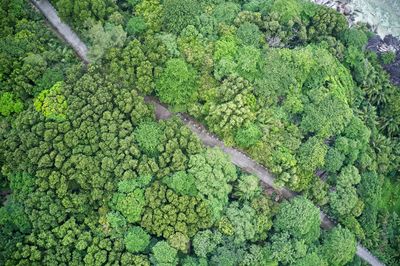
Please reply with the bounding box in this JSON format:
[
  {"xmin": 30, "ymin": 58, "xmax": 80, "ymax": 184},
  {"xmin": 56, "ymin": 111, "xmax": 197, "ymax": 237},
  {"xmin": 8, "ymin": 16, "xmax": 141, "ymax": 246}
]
[
  {"xmin": 343, "ymin": 5, "xmax": 352, "ymax": 15},
  {"xmin": 384, "ymin": 35, "xmax": 400, "ymax": 50}
]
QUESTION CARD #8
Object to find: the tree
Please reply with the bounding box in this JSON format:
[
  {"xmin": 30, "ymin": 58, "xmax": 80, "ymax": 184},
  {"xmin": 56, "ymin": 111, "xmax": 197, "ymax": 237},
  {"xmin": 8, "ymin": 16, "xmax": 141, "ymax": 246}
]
[
  {"xmin": 205, "ymin": 89, "xmax": 257, "ymax": 144},
  {"xmin": 140, "ymin": 182, "xmax": 213, "ymax": 240},
  {"xmin": 107, "ymin": 211, "xmax": 127, "ymax": 236},
  {"xmin": 293, "ymin": 252, "xmax": 328, "ymax": 266},
  {"xmin": 324, "ymin": 148, "xmax": 345, "ymax": 173},
  {"xmin": 0, "ymin": 92, "xmax": 23, "ymax": 116},
  {"xmin": 110, "ymin": 176, "xmax": 152, "ymax": 224},
  {"xmin": 336, "ymin": 165, "xmax": 361, "ymax": 188},
  {"xmin": 177, "ymin": 25, "xmax": 213, "ymax": 71},
  {"xmin": 167, "ymin": 232, "xmax": 190, "ymax": 253},
  {"xmin": 274, "ymin": 197, "xmax": 320, "ymax": 243},
  {"xmin": 380, "ymin": 51, "xmax": 396, "ymax": 65},
  {"xmin": 236, "ymin": 45, "xmax": 261, "ymax": 81},
  {"xmin": 300, "ymin": 89, "xmax": 353, "ymax": 138},
  {"xmin": 212, "ymin": 2, "xmax": 240, "ymax": 24},
  {"xmin": 126, "ymin": 16, "xmax": 147, "ymax": 36},
  {"xmin": 340, "ymin": 28, "xmax": 368, "ymax": 49},
  {"xmin": 53, "ymin": 0, "xmax": 115, "ymax": 27},
  {"xmin": 87, "ymin": 22, "xmax": 127, "ymax": 62},
  {"xmin": 329, "ymin": 165, "xmax": 362, "ymax": 217},
  {"xmin": 135, "ymin": 0, "xmax": 163, "ymax": 32},
  {"xmin": 124, "ymin": 226, "xmax": 150, "ymax": 253},
  {"xmin": 163, "ymin": 171, "xmax": 197, "ymax": 196},
  {"xmin": 269, "ymin": 0, "xmax": 303, "ymax": 24},
  {"xmin": 134, "ymin": 121, "xmax": 163, "ymax": 156},
  {"xmin": 33, "ymin": 81, "xmax": 67, "ymax": 121},
  {"xmin": 321, "ymin": 227, "xmax": 356, "ymax": 266},
  {"xmin": 156, "ymin": 58, "xmax": 198, "ymax": 106},
  {"xmin": 192, "ymin": 230, "xmax": 223, "ymax": 257},
  {"xmin": 236, "ymin": 22, "xmax": 262, "ymax": 47},
  {"xmin": 358, "ymin": 171, "xmax": 382, "ymax": 235},
  {"xmin": 111, "ymin": 187, "xmax": 146, "ymax": 223},
  {"xmin": 308, "ymin": 5, "xmax": 347, "ymax": 40},
  {"xmin": 162, "ymin": 0, "xmax": 200, "ymax": 34},
  {"xmin": 239, "ymin": 244, "xmax": 277, "ymax": 266},
  {"xmin": 235, "ymin": 123, "xmax": 262, "ymax": 148},
  {"xmin": 234, "ymin": 174, "xmax": 261, "ymax": 201},
  {"xmin": 182, "ymin": 256, "xmax": 208, "ymax": 266},
  {"xmin": 188, "ymin": 148, "xmax": 237, "ymax": 220},
  {"xmin": 267, "ymin": 232, "xmax": 307, "ymax": 265},
  {"xmin": 329, "ymin": 186, "xmax": 359, "ymax": 217},
  {"xmin": 151, "ymin": 241, "xmax": 178, "ymax": 266},
  {"xmin": 210, "ymin": 244, "xmax": 238, "ymax": 266},
  {"xmin": 297, "ymin": 137, "xmax": 328, "ymax": 176},
  {"xmin": 218, "ymin": 201, "xmax": 271, "ymax": 244}
]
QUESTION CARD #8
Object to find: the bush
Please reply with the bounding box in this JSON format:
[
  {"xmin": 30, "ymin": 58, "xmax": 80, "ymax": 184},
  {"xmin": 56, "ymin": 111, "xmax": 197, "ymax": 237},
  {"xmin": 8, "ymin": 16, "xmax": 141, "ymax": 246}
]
[{"xmin": 380, "ymin": 51, "xmax": 396, "ymax": 65}]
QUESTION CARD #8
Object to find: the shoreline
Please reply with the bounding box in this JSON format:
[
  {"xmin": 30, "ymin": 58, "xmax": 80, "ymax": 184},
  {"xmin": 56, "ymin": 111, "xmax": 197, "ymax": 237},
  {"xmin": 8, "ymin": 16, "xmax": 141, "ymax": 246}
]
[{"xmin": 311, "ymin": 0, "xmax": 400, "ymax": 86}]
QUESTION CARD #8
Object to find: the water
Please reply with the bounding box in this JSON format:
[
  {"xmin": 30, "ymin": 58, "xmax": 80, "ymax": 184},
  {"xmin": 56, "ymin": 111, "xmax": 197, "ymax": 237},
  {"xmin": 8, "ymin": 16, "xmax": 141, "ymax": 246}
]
[{"xmin": 342, "ymin": 0, "xmax": 400, "ymax": 37}]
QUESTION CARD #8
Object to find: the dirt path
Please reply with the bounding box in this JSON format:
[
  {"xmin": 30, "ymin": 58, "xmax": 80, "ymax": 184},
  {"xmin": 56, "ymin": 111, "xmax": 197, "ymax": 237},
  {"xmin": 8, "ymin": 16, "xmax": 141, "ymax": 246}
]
[
  {"xmin": 32, "ymin": 3, "xmax": 385, "ymax": 266},
  {"xmin": 30, "ymin": 0, "xmax": 89, "ymax": 63}
]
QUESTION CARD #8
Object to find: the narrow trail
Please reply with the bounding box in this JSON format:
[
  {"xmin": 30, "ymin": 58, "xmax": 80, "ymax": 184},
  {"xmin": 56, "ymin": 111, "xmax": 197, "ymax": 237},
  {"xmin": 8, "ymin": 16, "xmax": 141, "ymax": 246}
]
[
  {"xmin": 30, "ymin": 0, "xmax": 89, "ymax": 63},
  {"xmin": 31, "ymin": 2, "xmax": 385, "ymax": 265}
]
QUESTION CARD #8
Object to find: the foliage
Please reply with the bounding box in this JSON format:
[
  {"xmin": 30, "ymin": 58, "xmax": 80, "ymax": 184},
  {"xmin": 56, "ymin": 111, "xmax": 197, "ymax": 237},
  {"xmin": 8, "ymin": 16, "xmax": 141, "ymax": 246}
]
[
  {"xmin": 321, "ymin": 227, "xmax": 357, "ymax": 266},
  {"xmin": 380, "ymin": 51, "xmax": 396, "ymax": 65},
  {"xmin": 177, "ymin": 25, "xmax": 213, "ymax": 71},
  {"xmin": 156, "ymin": 58, "xmax": 199, "ymax": 106},
  {"xmin": 126, "ymin": 16, "xmax": 147, "ymax": 36},
  {"xmin": 329, "ymin": 165, "xmax": 362, "ymax": 217},
  {"xmin": 236, "ymin": 22, "xmax": 262, "ymax": 47},
  {"xmin": 2, "ymin": 0, "xmax": 399, "ymax": 264},
  {"xmin": 307, "ymin": 5, "xmax": 347, "ymax": 41},
  {"xmin": 300, "ymin": 87, "xmax": 353, "ymax": 138},
  {"xmin": 234, "ymin": 174, "xmax": 261, "ymax": 201},
  {"xmin": 162, "ymin": 0, "xmax": 201, "ymax": 34},
  {"xmin": 219, "ymin": 199, "xmax": 272, "ymax": 244},
  {"xmin": 296, "ymin": 137, "xmax": 327, "ymax": 176},
  {"xmin": 293, "ymin": 252, "xmax": 327, "ymax": 266},
  {"xmin": 213, "ymin": 2, "xmax": 240, "ymax": 24},
  {"xmin": 52, "ymin": 0, "xmax": 117, "ymax": 28},
  {"xmin": 163, "ymin": 171, "xmax": 197, "ymax": 196},
  {"xmin": 267, "ymin": 232, "xmax": 307, "ymax": 265},
  {"xmin": 188, "ymin": 148, "xmax": 237, "ymax": 219},
  {"xmin": 124, "ymin": 226, "xmax": 150, "ymax": 253},
  {"xmin": 33, "ymin": 81, "xmax": 67, "ymax": 121},
  {"xmin": 87, "ymin": 22, "xmax": 127, "ymax": 62},
  {"xmin": 135, "ymin": 0, "xmax": 163, "ymax": 32},
  {"xmin": 235, "ymin": 123, "xmax": 262, "ymax": 148},
  {"xmin": 111, "ymin": 180, "xmax": 147, "ymax": 223},
  {"xmin": 340, "ymin": 28, "xmax": 368, "ymax": 49},
  {"xmin": 141, "ymin": 181, "xmax": 213, "ymax": 248},
  {"xmin": 274, "ymin": 197, "xmax": 320, "ymax": 243},
  {"xmin": 0, "ymin": 92, "xmax": 23, "ymax": 116},
  {"xmin": 192, "ymin": 229, "xmax": 223, "ymax": 257},
  {"xmin": 151, "ymin": 241, "xmax": 178, "ymax": 265},
  {"xmin": 134, "ymin": 121, "xmax": 163, "ymax": 156},
  {"xmin": 204, "ymin": 76, "xmax": 257, "ymax": 143}
]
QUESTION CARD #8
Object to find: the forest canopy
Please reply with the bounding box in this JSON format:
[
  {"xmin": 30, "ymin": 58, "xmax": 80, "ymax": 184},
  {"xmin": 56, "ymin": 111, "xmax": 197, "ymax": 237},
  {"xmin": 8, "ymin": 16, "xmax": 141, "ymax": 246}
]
[{"xmin": 1, "ymin": 0, "xmax": 400, "ymax": 265}]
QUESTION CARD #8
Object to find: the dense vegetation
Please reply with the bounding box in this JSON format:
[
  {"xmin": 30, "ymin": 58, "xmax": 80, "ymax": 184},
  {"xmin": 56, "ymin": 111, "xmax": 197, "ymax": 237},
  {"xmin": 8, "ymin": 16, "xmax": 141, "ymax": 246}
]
[{"xmin": 1, "ymin": 0, "xmax": 399, "ymax": 265}]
